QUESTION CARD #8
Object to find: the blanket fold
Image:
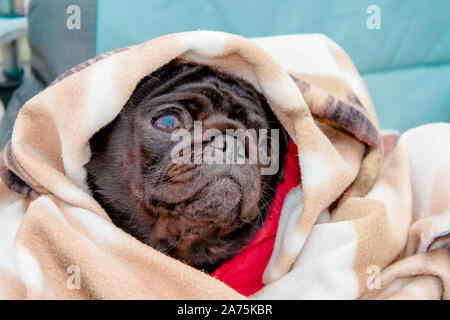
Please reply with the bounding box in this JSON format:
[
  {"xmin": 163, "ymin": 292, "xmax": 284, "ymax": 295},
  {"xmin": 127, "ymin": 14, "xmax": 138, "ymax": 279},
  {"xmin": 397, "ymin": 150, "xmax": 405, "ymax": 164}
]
[{"xmin": 0, "ymin": 31, "xmax": 448, "ymax": 300}]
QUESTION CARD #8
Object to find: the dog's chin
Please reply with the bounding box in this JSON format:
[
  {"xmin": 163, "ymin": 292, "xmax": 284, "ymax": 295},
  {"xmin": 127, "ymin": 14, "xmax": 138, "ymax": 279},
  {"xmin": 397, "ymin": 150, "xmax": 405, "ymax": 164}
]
[
  {"xmin": 141, "ymin": 176, "xmax": 259, "ymax": 270},
  {"xmin": 184, "ymin": 177, "xmax": 243, "ymax": 222}
]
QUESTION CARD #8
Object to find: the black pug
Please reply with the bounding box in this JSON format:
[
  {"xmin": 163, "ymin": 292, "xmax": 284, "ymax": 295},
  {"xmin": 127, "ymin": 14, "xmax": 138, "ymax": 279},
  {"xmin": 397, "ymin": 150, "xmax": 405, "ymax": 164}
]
[{"xmin": 86, "ymin": 59, "xmax": 288, "ymax": 273}]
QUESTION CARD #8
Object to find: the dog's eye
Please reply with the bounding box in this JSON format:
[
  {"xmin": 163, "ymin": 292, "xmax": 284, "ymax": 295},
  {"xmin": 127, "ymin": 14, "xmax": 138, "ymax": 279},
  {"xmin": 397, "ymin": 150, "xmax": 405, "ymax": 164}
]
[{"xmin": 153, "ymin": 113, "xmax": 182, "ymax": 132}]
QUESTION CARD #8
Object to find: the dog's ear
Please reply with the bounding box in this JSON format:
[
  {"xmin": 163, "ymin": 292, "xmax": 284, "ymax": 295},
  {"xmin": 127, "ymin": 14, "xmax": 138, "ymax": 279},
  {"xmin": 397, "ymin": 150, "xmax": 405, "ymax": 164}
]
[{"xmin": 276, "ymin": 125, "xmax": 289, "ymax": 183}]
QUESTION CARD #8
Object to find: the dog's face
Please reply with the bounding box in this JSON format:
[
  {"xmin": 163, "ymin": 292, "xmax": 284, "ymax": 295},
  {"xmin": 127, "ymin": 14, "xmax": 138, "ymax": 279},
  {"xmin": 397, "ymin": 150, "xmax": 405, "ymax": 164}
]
[{"xmin": 86, "ymin": 60, "xmax": 287, "ymax": 272}]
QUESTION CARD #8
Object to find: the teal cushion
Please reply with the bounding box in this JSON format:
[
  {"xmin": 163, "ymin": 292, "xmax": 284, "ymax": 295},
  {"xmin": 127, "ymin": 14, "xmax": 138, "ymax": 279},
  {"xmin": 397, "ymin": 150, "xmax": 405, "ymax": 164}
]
[
  {"xmin": 95, "ymin": 0, "xmax": 450, "ymax": 131},
  {"xmin": 363, "ymin": 62, "xmax": 450, "ymax": 132}
]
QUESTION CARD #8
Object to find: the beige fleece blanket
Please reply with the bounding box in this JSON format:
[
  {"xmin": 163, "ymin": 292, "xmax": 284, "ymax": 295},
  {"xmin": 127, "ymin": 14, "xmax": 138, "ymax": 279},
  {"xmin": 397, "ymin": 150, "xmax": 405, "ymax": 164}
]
[{"xmin": 0, "ymin": 31, "xmax": 448, "ymax": 300}]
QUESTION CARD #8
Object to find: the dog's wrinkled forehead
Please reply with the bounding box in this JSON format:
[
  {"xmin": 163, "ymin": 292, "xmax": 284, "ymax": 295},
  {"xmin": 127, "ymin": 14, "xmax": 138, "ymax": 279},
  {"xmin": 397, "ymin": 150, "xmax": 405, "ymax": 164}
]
[{"xmin": 127, "ymin": 59, "xmax": 270, "ymax": 128}]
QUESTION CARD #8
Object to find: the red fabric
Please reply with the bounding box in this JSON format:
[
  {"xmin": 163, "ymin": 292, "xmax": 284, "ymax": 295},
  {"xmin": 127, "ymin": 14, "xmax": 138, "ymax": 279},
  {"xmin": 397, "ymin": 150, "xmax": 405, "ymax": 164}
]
[{"xmin": 211, "ymin": 139, "xmax": 301, "ymax": 296}]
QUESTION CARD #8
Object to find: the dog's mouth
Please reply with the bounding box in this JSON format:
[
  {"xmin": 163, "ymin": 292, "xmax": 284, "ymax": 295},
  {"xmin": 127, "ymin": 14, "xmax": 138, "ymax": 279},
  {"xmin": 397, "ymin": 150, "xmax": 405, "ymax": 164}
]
[
  {"xmin": 184, "ymin": 177, "xmax": 242, "ymax": 220},
  {"xmin": 149, "ymin": 176, "xmax": 244, "ymax": 225},
  {"xmin": 147, "ymin": 159, "xmax": 261, "ymax": 224}
]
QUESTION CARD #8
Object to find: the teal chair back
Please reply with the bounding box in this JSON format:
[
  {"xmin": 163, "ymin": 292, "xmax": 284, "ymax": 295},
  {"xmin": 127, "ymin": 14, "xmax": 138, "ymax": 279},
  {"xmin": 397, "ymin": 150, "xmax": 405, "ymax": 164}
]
[
  {"xmin": 96, "ymin": 0, "xmax": 450, "ymax": 132},
  {"xmin": 1, "ymin": 0, "xmax": 449, "ymax": 146}
]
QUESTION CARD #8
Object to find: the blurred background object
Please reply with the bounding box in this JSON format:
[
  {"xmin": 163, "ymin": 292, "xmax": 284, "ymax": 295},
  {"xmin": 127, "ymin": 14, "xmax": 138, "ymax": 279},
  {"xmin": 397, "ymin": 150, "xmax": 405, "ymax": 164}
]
[
  {"xmin": 0, "ymin": 0, "xmax": 449, "ymax": 148},
  {"xmin": 0, "ymin": 0, "xmax": 26, "ymax": 16},
  {"xmin": 0, "ymin": 0, "xmax": 27, "ymax": 109},
  {"xmin": 0, "ymin": 0, "xmax": 95, "ymax": 147}
]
